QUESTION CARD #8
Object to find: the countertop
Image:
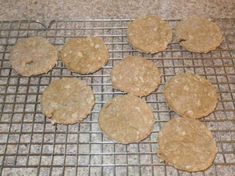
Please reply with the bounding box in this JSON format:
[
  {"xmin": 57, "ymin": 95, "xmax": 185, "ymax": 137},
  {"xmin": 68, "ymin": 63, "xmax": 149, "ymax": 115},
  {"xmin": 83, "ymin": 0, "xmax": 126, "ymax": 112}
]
[
  {"xmin": 0, "ymin": 1, "xmax": 234, "ymax": 176},
  {"xmin": 0, "ymin": 0, "xmax": 234, "ymax": 25}
]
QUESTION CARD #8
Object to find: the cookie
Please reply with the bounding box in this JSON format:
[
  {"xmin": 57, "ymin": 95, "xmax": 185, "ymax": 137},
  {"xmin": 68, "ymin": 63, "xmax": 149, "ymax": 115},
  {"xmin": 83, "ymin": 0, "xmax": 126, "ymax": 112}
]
[
  {"xmin": 158, "ymin": 117, "xmax": 217, "ymax": 172},
  {"xmin": 128, "ymin": 16, "xmax": 172, "ymax": 53},
  {"xmin": 10, "ymin": 37, "xmax": 58, "ymax": 76},
  {"xmin": 60, "ymin": 37, "xmax": 109, "ymax": 74},
  {"xmin": 164, "ymin": 73, "xmax": 218, "ymax": 119},
  {"xmin": 112, "ymin": 56, "xmax": 161, "ymax": 97},
  {"xmin": 99, "ymin": 94, "xmax": 155, "ymax": 144},
  {"xmin": 41, "ymin": 78, "xmax": 95, "ymax": 125},
  {"xmin": 176, "ymin": 16, "xmax": 223, "ymax": 53}
]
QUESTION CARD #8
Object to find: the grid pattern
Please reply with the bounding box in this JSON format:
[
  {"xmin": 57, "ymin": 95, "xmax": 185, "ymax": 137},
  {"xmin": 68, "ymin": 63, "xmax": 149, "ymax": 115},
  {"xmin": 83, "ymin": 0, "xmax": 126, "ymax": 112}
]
[{"xmin": 0, "ymin": 19, "xmax": 234, "ymax": 176}]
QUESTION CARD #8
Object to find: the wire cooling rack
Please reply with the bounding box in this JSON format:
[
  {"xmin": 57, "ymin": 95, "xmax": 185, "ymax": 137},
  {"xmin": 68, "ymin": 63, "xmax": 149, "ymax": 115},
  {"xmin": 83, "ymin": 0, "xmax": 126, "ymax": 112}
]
[{"xmin": 0, "ymin": 19, "xmax": 234, "ymax": 176}]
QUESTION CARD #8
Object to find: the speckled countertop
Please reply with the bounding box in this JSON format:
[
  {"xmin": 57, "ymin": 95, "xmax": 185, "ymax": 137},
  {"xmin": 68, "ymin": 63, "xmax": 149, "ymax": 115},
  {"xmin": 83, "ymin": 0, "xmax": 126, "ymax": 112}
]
[
  {"xmin": 0, "ymin": 1, "xmax": 235, "ymax": 176},
  {"xmin": 0, "ymin": 0, "xmax": 234, "ymax": 24}
]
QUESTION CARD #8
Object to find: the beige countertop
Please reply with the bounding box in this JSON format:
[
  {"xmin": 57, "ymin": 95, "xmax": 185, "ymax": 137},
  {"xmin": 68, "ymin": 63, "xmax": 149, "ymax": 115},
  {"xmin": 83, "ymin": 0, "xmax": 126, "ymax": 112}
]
[
  {"xmin": 0, "ymin": 0, "xmax": 234, "ymax": 24},
  {"xmin": 0, "ymin": 1, "xmax": 234, "ymax": 176}
]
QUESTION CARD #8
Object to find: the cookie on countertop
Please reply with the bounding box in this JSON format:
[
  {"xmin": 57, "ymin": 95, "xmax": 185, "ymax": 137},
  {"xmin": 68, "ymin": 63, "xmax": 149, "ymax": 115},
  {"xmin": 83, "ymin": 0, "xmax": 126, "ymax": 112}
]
[
  {"xmin": 112, "ymin": 56, "xmax": 161, "ymax": 97},
  {"xmin": 128, "ymin": 16, "xmax": 172, "ymax": 53},
  {"xmin": 176, "ymin": 16, "xmax": 223, "ymax": 53},
  {"xmin": 41, "ymin": 78, "xmax": 95, "ymax": 125},
  {"xmin": 60, "ymin": 37, "xmax": 109, "ymax": 74},
  {"xmin": 99, "ymin": 94, "xmax": 155, "ymax": 144},
  {"xmin": 164, "ymin": 73, "xmax": 218, "ymax": 119},
  {"xmin": 158, "ymin": 117, "xmax": 217, "ymax": 172},
  {"xmin": 10, "ymin": 37, "xmax": 58, "ymax": 76}
]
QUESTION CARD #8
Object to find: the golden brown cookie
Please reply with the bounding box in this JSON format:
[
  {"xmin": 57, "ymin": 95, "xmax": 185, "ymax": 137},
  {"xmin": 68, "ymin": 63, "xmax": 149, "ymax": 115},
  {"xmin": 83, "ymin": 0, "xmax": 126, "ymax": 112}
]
[
  {"xmin": 60, "ymin": 37, "xmax": 109, "ymax": 74},
  {"xmin": 10, "ymin": 37, "xmax": 58, "ymax": 76},
  {"xmin": 128, "ymin": 16, "xmax": 172, "ymax": 53},
  {"xmin": 41, "ymin": 78, "xmax": 95, "ymax": 125},
  {"xmin": 176, "ymin": 16, "xmax": 223, "ymax": 53},
  {"xmin": 111, "ymin": 56, "xmax": 161, "ymax": 97},
  {"xmin": 164, "ymin": 73, "xmax": 218, "ymax": 119},
  {"xmin": 99, "ymin": 94, "xmax": 155, "ymax": 144},
  {"xmin": 158, "ymin": 117, "xmax": 217, "ymax": 172}
]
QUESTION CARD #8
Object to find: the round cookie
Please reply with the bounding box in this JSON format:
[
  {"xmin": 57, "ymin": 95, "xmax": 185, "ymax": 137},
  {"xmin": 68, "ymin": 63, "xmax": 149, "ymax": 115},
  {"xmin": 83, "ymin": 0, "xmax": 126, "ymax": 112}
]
[
  {"xmin": 111, "ymin": 56, "xmax": 161, "ymax": 97},
  {"xmin": 176, "ymin": 16, "xmax": 223, "ymax": 53},
  {"xmin": 158, "ymin": 117, "xmax": 217, "ymax": 172},
  {"xmin": 41, "ymin": 78, "xmax": 95, "ymax": 125},
  {"xmin": 60, "ymin": 37, "xmax": 109, "ymax": 74},
  {"xmin": 128, "ymin": 16, "xmax": 172, "ymax": 53},
  {"xmin": 164, "ymin": 73, "xmax": 218, "ymax": 119},
  {"xmin": 10, "ymin": 37, "xmax": 58, "ymax": 76},
  {"xmin": 99, "ymin": 94, "xmax": 155, "ymax": 144}
]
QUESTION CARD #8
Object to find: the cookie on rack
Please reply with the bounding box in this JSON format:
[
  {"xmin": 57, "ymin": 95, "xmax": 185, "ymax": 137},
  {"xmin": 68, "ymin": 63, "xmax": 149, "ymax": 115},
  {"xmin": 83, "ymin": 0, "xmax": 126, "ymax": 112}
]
[
  {"xmin": 111, "ymin": 56, "xmax": 161, "ymax": 97},
  {"xmin": 158, "ymin": 117, "xmax": 217, "ymax": 172},
  {"xmin": 176, "ymin": 16, "xmax": 223, "ymax": 53},
  {"xmin": 128, "ymin": 16, "xmax": 172, "ymax": 53},
  {"xmin": 60, "ymin": 37, "xmax": 109, "ymax": 74},
  {"xmin": 41, "ymin": 78, "xmax": 95, "ymax": 125},
  {"xmin": 99, "ymin": 94, "xmax": 155, "ymax": 144},
  {"xmin": 164, "ymin": 73, "xmax": 218, "ymax": 119},
  {"xmin": 10, "ymin": 37, "xmax": 58, "ymax": 76}
]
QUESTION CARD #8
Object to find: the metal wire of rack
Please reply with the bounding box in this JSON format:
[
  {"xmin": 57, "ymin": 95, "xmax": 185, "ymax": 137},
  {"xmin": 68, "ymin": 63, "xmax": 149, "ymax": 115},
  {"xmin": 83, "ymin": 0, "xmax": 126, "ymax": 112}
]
[{"xmin": 0, "ymin": 19, "xmax": 234, "ymax": 176}]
